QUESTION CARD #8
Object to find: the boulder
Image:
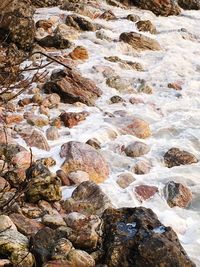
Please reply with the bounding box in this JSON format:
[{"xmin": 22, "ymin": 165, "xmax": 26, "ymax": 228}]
[
  {"xmin": 163, "ymin": 181, "xmax": 193, "ymax": 208},
  {"xmin": 60, "ymin": 141, "xmax": 109, "ymax": 183},
  {"xmin": 62, "ymin": 181, "xmax": 112, "ymax": 215},
  {"xmin": 164, "ymin": 147, "xmax": 198, "ymax": 168},
  {"xmin": 0, "ymin": 0, "xmax": 35, "ymax": 50},
  {"xmin": 43, "ymin": 69, "xmax": 102, "ymax": 106},
  {"xmin": 178, "ymin": 0, "xmax": 200, "ymax": 9},
  {"xmin": 101, "ymin": 207, "xmax": 195, "ymax": 266},
  {"xmin": 119, "ymin": 32, "xmax": 161, "ymax": 51}
]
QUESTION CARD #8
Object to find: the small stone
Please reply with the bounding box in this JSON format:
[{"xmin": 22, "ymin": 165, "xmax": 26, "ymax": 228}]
[
  {"xmin": 51, "ymin": 238, "xmax": 72, "ymax": 260},
  {"xmin": 26, "ymin": 114, "xmax": 49, "ymax": 127},
  {"xmin": 163, "ymin": 181, "xmax": 193, "ymax": 208},
  {"xmin": 68, "ymin": 171, "xmax": 89, "ymax": 185},
  {"xmin": 138, "ymin": 83, "xmax": 154, "ymax": 94},
  {"xmin": 125, "ymin": 141, "xmax": 150, "ymax": 158},
  {"xmin": 38, "ymin": 35, "xmax": 71, "ymax": 49},
  {"xmin": 86, "ymin": 139, "xmax": 101, "ymax": 149},
  {"xmin": 65, "ymin": 14, "xmax": 97, "ymax": 32},
  {"xmin": 136, "ymin": 20, "xmax": 157, "ymax": 34},
  {"xmin": 126, "ymin": 14, "xmax": 140, "ymax": 22},
  {"xmin": 42, "ymin": 93, "xmax": 61, "ymax": 108},
  {"xmin": 60, "ymin": 111, "xmax": 89, "ymax": 128},
  {"xmin": 129, "ymin": 97, "xmax": 144, "ymax": 104},
  {"xmin": 106, "ymin": 75, "xmax": 132, "ymax": 92},
  {"xmin": 135, "ymin": 185, "xmax": 158, "ymax": 201},
  {"xmin": 132, "ymin": 160, "xmax": 151, "ymax": 174},
  {"xmin": 168, "ymin": 82, "xmax": 182, "ymax": 91},
  {"xmin": 69, "ymin": 46, "xmax": 89, "ymax": 60},
  {"xmin": 18, "ymin": 98, "xmax": 32, "ymax": 107},
  {"xmin": 116, "ymin": 173, "xmax": 135, "ymax": 188},
  {"xmin": 46, "ymin": 126, "xmax": 59, "ymax": 141},
  {"xmin": 42, "ymin": 214, "xmax": 66, "ymax": 228},
  {"xmin": 36, "ymin": 19, "xmax": 53, "ymax": 30},
  {"xmin": 55, "ymin": 23, "xmax": 80, "ymax": 42},
  {"xmin": 5, "ymin": 114, "xmax": 23, "ymax": 124},
  {"xmin": 99, "ymin": 10, "xmax": 116, "ymax": 20},
  {"xmin": 36, "ymin": 157, "xmax": 56, "ymax": 167},
  {"xmin": 164, "ymin": 147, "xmax": 198, "ymax": 168},
  {"xmin": 0, "ymin": 177, "xmax": 10, "ymax": 192},
  {"xmin": 110, "ymin": 95, "xmax": 125, "ymax": 104}
]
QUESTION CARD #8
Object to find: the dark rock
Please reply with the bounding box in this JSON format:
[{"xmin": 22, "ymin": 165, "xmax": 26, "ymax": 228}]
[
  {"xmin": 178, "ymin": 0, "xmax": 200, "ymax": 9},
  {"xmin": 164, "ymin": 147, "xmax": 198, "ymax": 168},
  {"xmin": 43, "ymin": 69, "xmax": 102, "ymax": 106},
  {"xmin": 119, "ymin": 32, "xmax": 161, "ymax": 51},
  {"xmin": 86, "ymin": 139, "xmax": 101, "ymax": 149},
  {"xmin": 65, "ymin": 14, "xmax": 97, "ymax": 31},
  {"xmin": 101, "ymin": 207, "xmax": 195, "ymax": 266},
  {"xmin": 31, "ymin": 0, "xmax": 62, "ymax": 7},
  {"xmin": 126, "ymin": 14, "xmax": 140, "ymax": 22},
  {"xmin": 37, "ymin": 35, "xmax": 71, "ymax": 49},
  {"xmin": 61, "ymin": 181, "xmax": 112, "ymax": 215},
  {"xmin": 99, "ymin": 10, "xmax": 117, "ymax": 20},
  {"xmin": 163, "ymin": 181, "xmax": 193, "ymax": 208},
  {"xmin": 110, "ymin": 95, "xmax": 125, "ymax": 104}
]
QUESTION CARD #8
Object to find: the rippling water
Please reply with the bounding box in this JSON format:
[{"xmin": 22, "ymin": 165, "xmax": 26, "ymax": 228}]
[{"xmin": 32, "ymin": 2, "xmax": 200, "ymax": 265}]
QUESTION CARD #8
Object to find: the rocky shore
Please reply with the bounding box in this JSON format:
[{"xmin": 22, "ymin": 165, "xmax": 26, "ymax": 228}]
[{"xmin": 0, "ymin": 0, "xmax": 200, "ymax": 266}]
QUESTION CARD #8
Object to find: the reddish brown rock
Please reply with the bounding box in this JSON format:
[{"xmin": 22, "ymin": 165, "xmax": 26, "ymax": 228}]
[
  {"xmin": 69, "ymin": 46, "xmax": 89, "ymax": 60},
  {"xmin": 60, "ymin": 111, "xmax": 89, "ymax": 128},
  {"xmin": 56, "ymin": 170, "xmax": 71, "ymax": 186},
  {"xmin": 11, "ymin": 150, "xmax": 32, "ymax": 168},
  {"xmin": 168, "ymin": 81, "xmax": 183, "ymax": 91},
  {"xmin": 105, "ymin": 116, "xmax": 151, "ymax": 139},
  {"xmin": 5, "ymin": 114, "xmax": 23, "ymax": 124},
  {"xmin": 163, "ymin": 181, "xmax": 192, "ymax": 208},
  {"xmin": 60, "ymin": 141, "xmax": 109, "ymax": 183},
  {"xmin": 135, "ymin": 185, "xmax": 158, "ymax": 201},
  {"xmin": 164, "ymin": 147, "xmax": 198, "ymax": 168},
  {"xmin": 9, "ymin": 213, "xmax": 44, "ymax": 236},
  {"xmin": 119, "ymin": 32, "xmax": 161, "ymax": 51},
  {"xmin": 43, "ymin": 69, "xmax": 102, "ymax": 106},
  {"xmin": 99, "ymin": 10, "xmax": 116, "ymax": 20}
]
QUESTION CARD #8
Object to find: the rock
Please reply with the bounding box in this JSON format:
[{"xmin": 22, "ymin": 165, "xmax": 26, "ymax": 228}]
[
  {"xmin": 67, "ymin": 249, "xmax": 95, "ymax": 267},
  {"xmin": 96, "ymin": 29, "xmax": 113, "ymax": 42},
  {"xmin": 0, "ymin": 127, "xmax": 14, "ymax": 145},
  {"xmin": 36, "ymin": 19, "xmax": 53, "ymax": 31},
  {"xmin": 116, "ymin": 173, "xmax": 135, "ymax": 188},
  {"xmin": 31, "ymin": 0, "xmax": 62, "ymax": 7},
  {"xmin": 110, "ymin": 95, "xmax": 125, "ymax": 104},
  {"xmin": 62, "ymin": 181, "xmax": 112, "ymax": 215},
  {"xmin": 60, "ymin": 141, "xmax": 109, "ymax": 183},
  {"xmin": 0, "ymin": 177, "xmax": 10, "ymax": 192},
  {"xmin": 135, "ymin": 185, "xmax": 158, "ymax": 201},
  {"xmin": 99, "ymin": 10, "xmax": 116, "ymax": 20},
  {"xmin": 65, "ymin": 14, "xmax": 97, "ymax": 31},
  {"xmin": 20, "ymin": 127, "xmax": 50, "ymax": 151},
  {"xmin": 55, "ymin": 24, "xmax": 80, "ymax": 42},
  {"xmin": 0, "ymin": 259, "xmax": 11, "ymax": 266},
  {"xmin": 86, "ymin": 139, "xmax": 101, "ymax": 149},
  {"xmin": 43, "ymin": 69, "xmax": 102, "ymax": 106},
  {"xmin": 0, "ymin": 228, "xmax": 34, "ymax": 266},
  {"xmin": 37, "ymin": 35, "xmax": 71, "ymax": 49},
  {"xmin": 168, "ymin": 81, "xmax": 182, "ymax": 91},
  {"xmin": 68, "ymin": 171, "xmax": 89, "ymax": 185},
  {"xmin": 126, "ymin": 14, "xmax": 140, "ymax": 22},
  {"xmin": 43, "ymin": 260, "xmax": 72, "ymax": 267},
  {"xmin": 11, "ymin": 150, "xmax": 32, "ymax": 168},
  {"xmin": 138, "ymin": 83, "xmax": 154, "ymax": 94},
  {"xmin": 164, "ymin": 147, "xmax": 198, "ymax": 168},
  {"xmin": 69, "ymin": 46, "xmax": 89, "ymax": 60},
  {"xmin": 51, "ymin": 238, "xmax": 72, "ymax": 260},
  {"xmin": 25, "ymin": 163, "xmax": 62, "ymax": 203},
  {"xmin": 36, "ymin": 157, "xmax": 56, "ymax": 168},
  {"xmin": 120, "ymin": 32, "xmax": 161, "ymax": 51},
  {"xmin": 9, "ymin": 213, "xmax": 44, "ymax": 236},
  {"xmin": 64, "ymin": 212, "xmax": 101, "ymax": 250},
  {"xmin": 3, "ymin": 169, "xmax": 26, "ymax": 187},
  {"xmin": 42, "ymin": 93, "xmax": 60, "ymax": 108},
  {"xmin": 106, "ymin": 75, "xmax": 132, "ymax": 92},
  {"xmin": 132, "ymin": 160, "xmax": 151, "ymax": 174},
  {"xmin": 46, "ymin": 127, "xmax": 59, "ymax": 141},
  {"xmin": 131, "ymin": 0, "xmax": 181, "ymax": 16},
  {"xmin": 178, "ymin": 0, "xmax": 200, "ymax": 9},
  {"xmin": 105, "ymin": 116, "xmax": 151, "ymax": 139},
  {"xmin": 0, "ymin": 215, "xmax": 17, "ymax": 231},
  {"xmin": 136, "ymin": 20, "xmax": 157, "ymax": 34},
  {"xmin": 60, "ymin": 111, "xmax": 89, "ymax": 128},
  {"xmin": 56, "ymin": 170, "xmax": 71, "ymax": 186},
  {"xmin": 125, "ymin": 141, "xmax": 150, "ymax": 158},
  {"xmin": 42, "ymin": 214, "xmax": 66, "ymax": 228},
  {"xmin": 5, "ymin": 114, "xmax": 23, "ymax": 124},
  {"xmin": 163, "ymin": 181, "xmax": 193, "ymax": 208},
  {"xmin": 0, "ymin": 0, "xmax": 35, "ymax": 50},
  {"xmin": 101, "ymin": 207, "xmax": 195, "ymax": 266},
  {"xmin": 105, "ymin": 56, "xmax": 144, "ymax": 71}
]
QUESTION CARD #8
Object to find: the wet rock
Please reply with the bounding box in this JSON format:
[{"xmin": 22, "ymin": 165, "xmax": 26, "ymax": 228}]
[
  {"xmin": 43, "ymin": 69, "xmax": 102, "ymax": 106},
  {"xmin": 105, "ymin": 56, "xmax": 144, "ymax": 71},
  {"xmin": 9, "ymin": 213, "xmax": 44, "ymax": 236},
  {"xmin": 119, "ymin": 32, "xmax": 161, "ymax": 51},
  {"xmin": 86, "ymin": 139, "xmax": 101, "ymax": 149},
  {"xmin": 132, "ymin": 160, "xmax": 151, "ymax": 174},
  {"xmin": 105, "ymin": 116, "xmax": 151, "ymax": 139},
  {"xmin": 125, "ymin": 141, "xmax": 150, "ymax": 158},
  {"xmin": 0, "ymin": 215, "xmax": 17, "ymax": 231},
  {"xmin": 69, "ymin": 46, "xmax": 89, "ymax": 60},
  {"xmin": 51, "ymin": 238, "xmax": 72, "ymax": 260},
  {"xmin": 138, "ymin": 83, "xmax": 154, "ymax": 94},
  {"xmin": 96, "ymin": 29, "xmax": 113, "ymax": 42},
  {"xmin": 62, "ymin": 181, "xmax": 112, "ymax": 215},
  {"xmin": 126, "ymin": 14, "xmax": 140, "ymax": 22},
  {"xmin": 60, "ymin": 141, "xmax": 109, "ymax": 183},
  {"xmin": 46, "ymin": 126, "xmax": 59, "ymax": 141},
  {"xmin": 0, "ymin": 228, "xmax": 34, "ymax": 266},
  {"xmin": 164, "ymin": 147, "xmax": 198, "ymax": 168},
  {"xmin": 136, "ymin": 20, "xmax": 157, "ymax": 34},
  {"xmin": 55, "ymin": 24, "xmax": 80, "ymax": 42},
  {"xmin": 60, "ymin": 111, "xmax": 89, "ymax": 128},
  {"xmin": 25, "ymin": 163, "xmax": 62, "ymax": 203},
  {"xmin": 31, "ymin": 0, "xmax": 62, "ymax": 7},
  {"xmin": 64, "ymin": 212, "xmax": 101, "ymax": 250},
  {"xmin": 37, "ymin": 35, "xmax": 71, "ymax": 49},
  {"xmin": 100, "ymin": 10, "xmax": 116, "ymax": 20},
  {"xmin": 163, "ymin": 181, "xmax": 193, "ymax": 208},
  {"xmin": 5, "ymin": 114, "xmax": 23, "ymax": 124},
  {"xmin": 131, "ymin": 0, "xmax": 181, "ymax": 16},
  {"xmin": 135, "ymin": 185, "xmax": 158, "ymax": 201},
  {"xmin": 67, "ymin": 249, "xmax": 95, "ymax": 267},
  {"xmin": 116, "ymin": 173, "xmax": 135, "ymax": 188},
  {"xmin": 42, "ymin": 214, "xmax": 66, "ymax": 229},
  {"xmin": 178, "ymin": 0, "xmax": 200, "ymax": 9},
  {"xmin": 0, "ymin": 0, "xmax": 35, "ymax": 50},
  {"xmin": 20, "ymin": 127, "xmax": 50, "ymax": 151},
  {"xmin": 106, "ymin": 75, "xmax": 132, "ymax": 92},
  {"xmin": 68, "ymin": 171, "xmax": 89, "ymax": 185},
  {"xmin": 36, "ymin": 19, "xmax": 53, "ymax": 31},
  {"xmin": 65, "ymin": 14, "xmax": 97, "ymax": 31},
  {"xmin": 168, "ymin": 81, "xmax": 182, "ymax": 91},
  {"xmin": 42, "ymin": 93, "xmax": 61, "ymax": 108},
  {"xmin": 101, "ymin": 207, "xmax": 195, "ymax": 266},
  {"xmin": 110, "ymin": 95, "xmax": 125, "ymax": 104},
  {"xmin": 56, "ymin": 170, "xmax": 71, "ymax": 186}
]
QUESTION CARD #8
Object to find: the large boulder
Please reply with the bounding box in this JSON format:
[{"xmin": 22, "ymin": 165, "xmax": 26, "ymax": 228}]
[
  {"xmin": 43, "ymin": 69, "xmax": 102, "ymax": 106},
  {"xmin": 60, "ymin": 141, "xmax": 109, "ymax": 183},
  {"xmin": 119, "ymin": 32, "xmax": 161, "ymax": 51},
  {"xmin": 101, "ymin": 207, "xmax": 195, "ymax": 266},
  {"xmin": 178, "ymin": 0, "xmax": 200, "ymax": 9},
  {"xmin": 0, "ymin": 0, "xmax": 35, "ymax": 50}
]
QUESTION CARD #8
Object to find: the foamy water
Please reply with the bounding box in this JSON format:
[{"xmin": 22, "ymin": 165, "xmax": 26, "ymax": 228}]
[{"xmin": 30, "ymin": 2, "xmax": 200, "ymax": 264}]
